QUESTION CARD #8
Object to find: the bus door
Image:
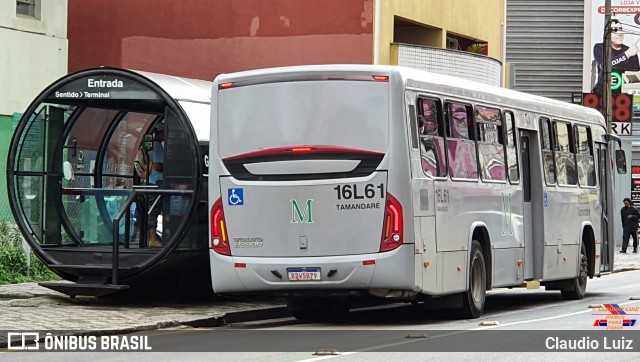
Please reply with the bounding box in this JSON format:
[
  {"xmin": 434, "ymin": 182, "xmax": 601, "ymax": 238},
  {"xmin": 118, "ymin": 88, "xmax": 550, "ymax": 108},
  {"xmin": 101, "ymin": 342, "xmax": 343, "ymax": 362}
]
[
  {"xmin": 408, "ymin": 99, "xmax": 438, "ymax": 293},
  {"xmin": 519, "ymin": 130, "xmax": 542, "ymax": 279},
  {"xmin": 595, "ymin": 143, "xmax": 611, "ymax": 272}
]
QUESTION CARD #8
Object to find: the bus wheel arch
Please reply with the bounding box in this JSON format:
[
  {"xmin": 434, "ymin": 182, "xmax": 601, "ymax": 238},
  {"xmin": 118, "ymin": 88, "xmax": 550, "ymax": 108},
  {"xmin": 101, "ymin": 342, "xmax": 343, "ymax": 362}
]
[
  {"xmin": 471, "ymin": 225, "xmax": 492, "ymax": 290},
  {"xmin": 581, "ymin": 224, "xmax": 596, "ymax": 278}
]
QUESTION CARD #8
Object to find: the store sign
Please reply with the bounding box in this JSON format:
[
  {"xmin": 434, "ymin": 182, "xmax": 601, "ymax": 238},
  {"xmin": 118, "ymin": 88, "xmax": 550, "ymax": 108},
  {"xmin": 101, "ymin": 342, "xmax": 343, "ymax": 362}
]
[
  {"xmin": 582, "ymin": 1, "xmax": 640, "ymax": 93},
  {"xmin": 582, "ymin": 93, "xmax": 633, "ymax": 136},
  {"xmin": 611, "ymin": 71, "xmax": 622, "ymax": 91},
  {"xmin": 632, "ymin": 166, "xmax": 640, "ymax": 208}
]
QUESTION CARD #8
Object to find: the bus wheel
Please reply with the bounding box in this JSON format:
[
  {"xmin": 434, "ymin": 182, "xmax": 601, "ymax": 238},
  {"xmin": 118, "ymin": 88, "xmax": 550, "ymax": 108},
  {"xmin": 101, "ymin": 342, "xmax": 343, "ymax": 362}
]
[
  {"xmin": 459, "ymin": 240, "xmax": 486, "ymax": 319},
  {"xmin": 561, "ymin": 243, "xmax": 588, "ymax": 300}
]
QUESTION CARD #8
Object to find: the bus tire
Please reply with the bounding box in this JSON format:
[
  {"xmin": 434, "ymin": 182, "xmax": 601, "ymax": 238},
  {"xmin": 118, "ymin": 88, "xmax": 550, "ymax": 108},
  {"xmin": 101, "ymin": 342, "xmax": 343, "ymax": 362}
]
[
  {"xmin": 561, "ymin": 243, "xmax": 588, "ymax": 300},
  {"xmin": 459, "ymin": 240, "xmax": 486, "ymax": 319}
]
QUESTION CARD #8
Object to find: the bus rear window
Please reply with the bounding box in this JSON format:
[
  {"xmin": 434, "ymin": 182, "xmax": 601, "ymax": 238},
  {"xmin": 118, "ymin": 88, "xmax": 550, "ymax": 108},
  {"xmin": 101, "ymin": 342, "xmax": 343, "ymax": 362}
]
[{"xmin": 217, "ymin": 80, "xmax": 389, "ymax": 158}]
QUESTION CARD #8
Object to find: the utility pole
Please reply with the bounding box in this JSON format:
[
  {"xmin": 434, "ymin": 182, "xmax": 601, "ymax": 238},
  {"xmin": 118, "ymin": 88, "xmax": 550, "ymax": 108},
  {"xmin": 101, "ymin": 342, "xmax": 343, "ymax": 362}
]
[{"xmin": 604, "ymin": 0, "xmax": 612, "ymax": 133}]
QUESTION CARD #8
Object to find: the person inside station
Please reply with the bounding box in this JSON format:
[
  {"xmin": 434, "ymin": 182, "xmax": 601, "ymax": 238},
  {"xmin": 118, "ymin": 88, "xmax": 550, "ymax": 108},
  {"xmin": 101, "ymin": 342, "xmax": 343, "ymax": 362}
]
[
  {"xmin": 134, "ymin": 123, "xmax": 165, "ymax": 248},
  {"xmin": 147, "ymin": 124, "xmax": 164, "ymax": 248}
]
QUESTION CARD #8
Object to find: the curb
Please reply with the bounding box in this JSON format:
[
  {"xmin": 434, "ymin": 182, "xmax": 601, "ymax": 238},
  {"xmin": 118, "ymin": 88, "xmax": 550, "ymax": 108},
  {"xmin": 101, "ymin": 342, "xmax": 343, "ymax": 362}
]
[
  {"xmin": 183, "ymin": 306, "xmax": 290, "ymax": 328},
  {"xmin": 0, "ymin": 305, "xmax": 289, "ymax": 349}
]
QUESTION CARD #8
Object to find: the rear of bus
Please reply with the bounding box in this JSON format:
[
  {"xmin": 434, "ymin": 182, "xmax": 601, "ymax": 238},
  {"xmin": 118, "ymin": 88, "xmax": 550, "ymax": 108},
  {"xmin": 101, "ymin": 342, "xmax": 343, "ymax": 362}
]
[{"xmin": 209, "ymin": 66, "xmax": 415, "ymax": 296}]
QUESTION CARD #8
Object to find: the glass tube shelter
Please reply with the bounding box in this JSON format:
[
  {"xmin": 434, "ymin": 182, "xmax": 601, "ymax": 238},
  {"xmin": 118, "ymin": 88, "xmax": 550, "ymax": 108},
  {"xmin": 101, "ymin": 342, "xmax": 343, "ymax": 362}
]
[{"xmin": 6, "ymin": 67, "xmax": 212, "ymax": 297}]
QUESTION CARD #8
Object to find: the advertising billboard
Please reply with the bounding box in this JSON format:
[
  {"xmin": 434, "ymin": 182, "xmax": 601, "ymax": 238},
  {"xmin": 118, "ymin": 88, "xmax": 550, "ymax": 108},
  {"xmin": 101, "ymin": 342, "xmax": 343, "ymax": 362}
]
[
  {"xmin": 582, "ymin": 0, "xmax": 636, "ymax": 135},
  {"xmin": 584, "ymin": 0, "xmax": 640, "ymax": 95}
]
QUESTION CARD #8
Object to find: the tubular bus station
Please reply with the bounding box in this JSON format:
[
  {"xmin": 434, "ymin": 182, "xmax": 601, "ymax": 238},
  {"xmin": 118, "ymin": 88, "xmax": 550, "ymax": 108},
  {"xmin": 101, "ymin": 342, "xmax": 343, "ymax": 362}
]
[{"xmin": 7, "ymin": 67, "xmax": 212, "ymax": 297}]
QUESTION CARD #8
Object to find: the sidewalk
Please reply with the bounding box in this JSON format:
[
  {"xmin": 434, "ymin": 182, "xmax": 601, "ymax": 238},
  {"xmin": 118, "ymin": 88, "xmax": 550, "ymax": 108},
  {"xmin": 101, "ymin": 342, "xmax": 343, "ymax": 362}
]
[
  {"xmin": 1, "ymin": 252, "xmax": 639, "ymax": 346},
  {"xmin": 0, "ymin": 283, "xmax": 287, "ymax": 347},
  {"xmin": 613, "ymin": 248, "xmax": 640, "ymax": 271}
]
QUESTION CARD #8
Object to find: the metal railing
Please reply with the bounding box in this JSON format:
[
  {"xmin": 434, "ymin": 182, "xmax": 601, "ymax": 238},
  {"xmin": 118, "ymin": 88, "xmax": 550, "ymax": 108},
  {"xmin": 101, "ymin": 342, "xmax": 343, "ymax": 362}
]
[{"xmin": 111, "ymin": 187, "xmax": 193, "ymax": 284}]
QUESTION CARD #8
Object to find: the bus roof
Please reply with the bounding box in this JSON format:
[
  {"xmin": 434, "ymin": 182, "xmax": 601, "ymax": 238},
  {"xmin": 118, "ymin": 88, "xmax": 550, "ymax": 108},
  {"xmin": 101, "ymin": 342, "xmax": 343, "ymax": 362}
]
[{"xmin": 214, "ymin": 64, "xmax": 605, "ymax": 128}]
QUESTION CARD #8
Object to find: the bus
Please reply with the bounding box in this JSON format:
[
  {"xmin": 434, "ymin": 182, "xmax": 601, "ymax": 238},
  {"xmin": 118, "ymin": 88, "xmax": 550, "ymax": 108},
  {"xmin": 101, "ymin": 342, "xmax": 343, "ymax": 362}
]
[{"xmin": 208, "ymin": 65, "xmax": 625, "ymax": 319}]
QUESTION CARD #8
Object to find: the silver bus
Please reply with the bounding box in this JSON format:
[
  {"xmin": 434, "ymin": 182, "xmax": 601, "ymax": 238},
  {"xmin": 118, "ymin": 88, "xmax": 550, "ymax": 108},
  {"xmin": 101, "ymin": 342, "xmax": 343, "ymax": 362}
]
[{"xmin": 208, "ymin": 65, "xmax": 625, "ymax": 318}]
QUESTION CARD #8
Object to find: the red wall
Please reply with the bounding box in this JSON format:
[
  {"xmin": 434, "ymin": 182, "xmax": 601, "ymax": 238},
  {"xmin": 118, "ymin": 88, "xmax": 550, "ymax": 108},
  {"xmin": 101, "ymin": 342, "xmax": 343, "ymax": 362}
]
[{"xmin": 68, "ymin": 0, "xmax": 374, "ymax": 81}]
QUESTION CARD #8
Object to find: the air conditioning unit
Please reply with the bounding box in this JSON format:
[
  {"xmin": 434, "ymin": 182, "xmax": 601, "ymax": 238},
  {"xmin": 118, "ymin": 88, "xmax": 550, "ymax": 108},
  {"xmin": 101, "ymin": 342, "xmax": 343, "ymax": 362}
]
[{"xmin": 446, "ymin": 37, "xmax": 460, "ymax": 50}]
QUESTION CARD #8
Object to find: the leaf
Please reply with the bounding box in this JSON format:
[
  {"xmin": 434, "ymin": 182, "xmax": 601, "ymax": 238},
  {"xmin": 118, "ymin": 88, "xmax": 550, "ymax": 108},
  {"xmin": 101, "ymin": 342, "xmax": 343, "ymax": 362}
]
[{"xmin": 467, "ymin": 43, "xmax": 486, "ymax": 54}]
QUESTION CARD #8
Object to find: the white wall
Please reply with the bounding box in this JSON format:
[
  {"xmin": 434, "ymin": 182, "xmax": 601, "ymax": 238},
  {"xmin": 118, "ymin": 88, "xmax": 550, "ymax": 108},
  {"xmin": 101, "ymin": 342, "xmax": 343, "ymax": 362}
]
[{"xmin": 0, "ymin": 0, "xmax": 68, "ymax": 115}]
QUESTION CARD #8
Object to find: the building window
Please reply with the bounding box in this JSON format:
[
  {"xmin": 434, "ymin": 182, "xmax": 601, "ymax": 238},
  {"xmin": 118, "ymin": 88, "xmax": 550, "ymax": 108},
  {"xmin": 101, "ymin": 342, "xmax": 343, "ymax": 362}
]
[{"xmin": 17, "ymin": 0, "xmax": 36, "ymax": 17}]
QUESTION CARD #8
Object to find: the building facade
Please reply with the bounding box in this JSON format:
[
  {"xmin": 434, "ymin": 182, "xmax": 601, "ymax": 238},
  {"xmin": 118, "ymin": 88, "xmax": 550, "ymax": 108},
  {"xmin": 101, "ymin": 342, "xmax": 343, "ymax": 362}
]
[
  {"xmin": 0, "ymin": 0, "xmax": 506, "ymax": 224},
  {"xmin": 505, "ymin": 0, "xmax": 585, "ymax": 103},
  {"xmin": 0, "ymin": 0, "xmax": 68, "ymax": 221},
  {"xmin": 67, "ymin": 0, "xmax": 505, "ymax": 82}
]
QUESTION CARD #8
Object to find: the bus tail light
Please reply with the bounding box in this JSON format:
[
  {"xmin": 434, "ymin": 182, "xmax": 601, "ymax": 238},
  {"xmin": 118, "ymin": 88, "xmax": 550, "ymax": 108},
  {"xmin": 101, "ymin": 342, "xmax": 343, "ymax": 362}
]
[
  {"xmin": 211, "ymin": 197, "xmax": 231, "ymax": 255},
  {"xmin": 380, "ymin": 192, "xmax": 403, "ymax": 252},
  {"xmin": 290, "ymin": 146, "xmax": 313, "ymax": 153}
]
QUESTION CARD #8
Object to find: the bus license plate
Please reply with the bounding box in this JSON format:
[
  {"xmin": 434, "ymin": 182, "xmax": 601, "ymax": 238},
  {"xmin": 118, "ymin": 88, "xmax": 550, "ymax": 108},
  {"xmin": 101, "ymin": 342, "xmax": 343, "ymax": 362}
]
[{"xmin": 287, "ymin": 268, "xmax": 321, "ymax": 281}]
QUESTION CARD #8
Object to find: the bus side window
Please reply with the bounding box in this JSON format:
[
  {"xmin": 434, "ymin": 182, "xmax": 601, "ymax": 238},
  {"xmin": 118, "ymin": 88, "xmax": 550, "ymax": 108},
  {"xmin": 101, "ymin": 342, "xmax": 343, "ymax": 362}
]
[
  {"xmin": 417, "ymin": 97, "xmax": 446, "ymax": 177},
  {"xmin": 504, "ymin": 111, "xmax": 519, "ymax": 183},
  {"xmin": 475, "ymin": 106, "xmax": 505, "ymax": 182},
  {"xmin": 540, "ymin": 118, "xmax": 556, "ymax": 185},
  {"xmin": 575, "ymin": 125, "xmax": 596, "ymax": 187},
  {"xmin": 420, "ymin": 98, "xmax": 440, "ymax": 136},
  {"xmin": 409, "ymin": 104, "xmax": 418, "ymax": 149},
  {"xmin": 446, "ymin": 102, "xmax": 477, "ymax": 180},
  {"xmin": 448, "ymin": 102, "xmax": 471, "ymax": 139},
  {"xmin": 554, "ymin": 121, "xmax": 577, "ymax": 186}
]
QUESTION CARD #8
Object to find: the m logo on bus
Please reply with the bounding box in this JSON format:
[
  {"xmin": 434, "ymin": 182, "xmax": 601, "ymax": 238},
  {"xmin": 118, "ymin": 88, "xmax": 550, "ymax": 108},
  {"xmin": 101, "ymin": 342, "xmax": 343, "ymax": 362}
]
[
  {"xmin": 291, "ymin": 199, "xmax": 314, "ymax": 223},
  {"xmin": 502, "ymin": 193, "xmax": 513, "ymax": 235}
]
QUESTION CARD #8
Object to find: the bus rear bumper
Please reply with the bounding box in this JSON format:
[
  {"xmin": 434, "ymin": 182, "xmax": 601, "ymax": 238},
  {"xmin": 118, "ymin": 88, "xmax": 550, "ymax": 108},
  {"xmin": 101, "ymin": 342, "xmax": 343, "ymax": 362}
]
[{"xmin": 210, "ymin": 245, "xmax": 415, "ymax": 293}]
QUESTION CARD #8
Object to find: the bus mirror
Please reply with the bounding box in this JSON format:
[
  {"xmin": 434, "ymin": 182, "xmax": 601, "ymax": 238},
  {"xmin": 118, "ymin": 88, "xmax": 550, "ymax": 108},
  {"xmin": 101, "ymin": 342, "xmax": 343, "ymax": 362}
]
[{"xmin": 615, "ymin": 149, "xmax": 627, "ymax": 174}]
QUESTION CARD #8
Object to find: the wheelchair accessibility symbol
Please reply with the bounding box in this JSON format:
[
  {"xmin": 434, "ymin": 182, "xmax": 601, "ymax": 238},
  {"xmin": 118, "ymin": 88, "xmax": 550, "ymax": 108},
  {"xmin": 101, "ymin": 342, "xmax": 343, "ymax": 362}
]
[{"xmin": 228, "ymin": 188, "xmax": 244, "ymax": 206}]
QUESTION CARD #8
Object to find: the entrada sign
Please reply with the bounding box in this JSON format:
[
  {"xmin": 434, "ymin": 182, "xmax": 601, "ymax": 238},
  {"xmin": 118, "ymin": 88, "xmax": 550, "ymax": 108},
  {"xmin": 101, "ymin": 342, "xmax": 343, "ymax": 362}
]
[{"xmin": 50, "ymin": 75, "xmax": 161, "ymax": 100}]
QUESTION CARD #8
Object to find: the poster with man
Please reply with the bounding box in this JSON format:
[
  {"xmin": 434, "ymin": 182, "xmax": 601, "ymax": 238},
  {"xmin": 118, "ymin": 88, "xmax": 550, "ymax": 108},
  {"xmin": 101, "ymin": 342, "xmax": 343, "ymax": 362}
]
[
  {"xmin": 582, "ymin": 1, "xmax": 637, "ymax": 135},
  {"xmin": 584, "ymin": 0, "xmax": 640, "ymax": 95}
]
